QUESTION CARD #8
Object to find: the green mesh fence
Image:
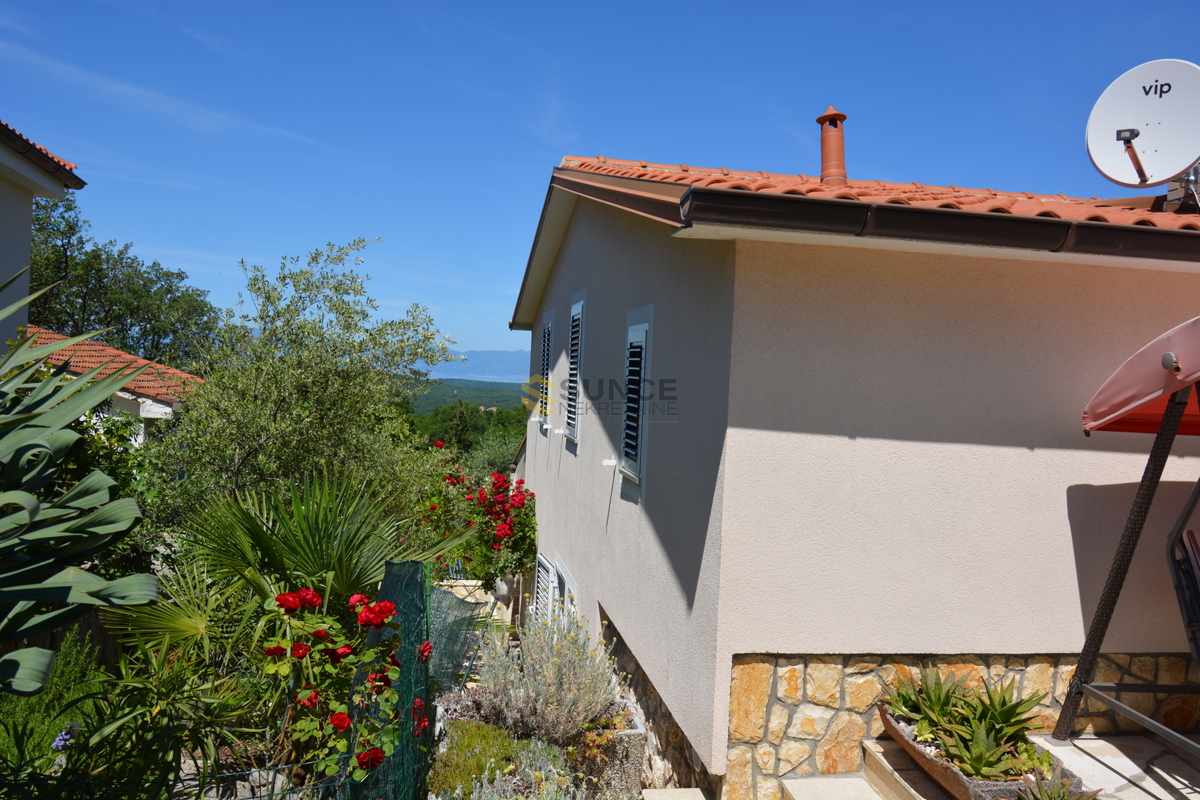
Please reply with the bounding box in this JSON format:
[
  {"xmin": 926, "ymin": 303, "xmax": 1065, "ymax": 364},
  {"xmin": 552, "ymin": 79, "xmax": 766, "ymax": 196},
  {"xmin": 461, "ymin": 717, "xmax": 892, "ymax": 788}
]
[
  {"xmin": 425, "ymin": 585, "xmax": 490, "ymax": 697},
  {"xmin": 0, "ymin": 560, "xmax": 456, "ymax": 800}
]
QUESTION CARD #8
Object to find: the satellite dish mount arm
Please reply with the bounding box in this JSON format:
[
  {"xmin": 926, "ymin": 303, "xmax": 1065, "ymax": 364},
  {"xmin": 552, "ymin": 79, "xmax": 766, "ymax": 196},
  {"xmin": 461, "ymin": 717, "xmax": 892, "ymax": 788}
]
[{"xmin": 1118, "ymin": 128, "xmax": 1149, "ymax": 184}]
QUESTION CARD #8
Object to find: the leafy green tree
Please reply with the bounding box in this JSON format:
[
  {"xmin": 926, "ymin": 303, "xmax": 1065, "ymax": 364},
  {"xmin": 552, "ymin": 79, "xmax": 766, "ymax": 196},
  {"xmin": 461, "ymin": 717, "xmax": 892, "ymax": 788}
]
[
  {"xmin": 30, "ymin": 192, "xmax": 219, "ymax": 369},
  {"xmin": 143, "ymin": 240, "xmax": 457, "ymax": 524}
]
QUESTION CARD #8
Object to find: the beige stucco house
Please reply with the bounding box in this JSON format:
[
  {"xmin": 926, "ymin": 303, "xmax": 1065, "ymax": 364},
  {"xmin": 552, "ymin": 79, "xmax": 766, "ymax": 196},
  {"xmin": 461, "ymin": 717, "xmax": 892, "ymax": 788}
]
[
  {"xmin": 509, "ymin": 120, "xmax": 1200, "ymax": 800},
  {"xmin": 0, "ymin": 121, "xmax": 85, "ymax": 330}
]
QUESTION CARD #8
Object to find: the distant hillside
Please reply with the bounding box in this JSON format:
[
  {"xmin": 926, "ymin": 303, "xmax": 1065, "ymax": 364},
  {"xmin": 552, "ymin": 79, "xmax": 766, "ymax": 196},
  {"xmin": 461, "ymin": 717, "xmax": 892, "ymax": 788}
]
[
  {"xmin": 413, "ymin": 378, "xmax": 525, "ymax": 415},
  {"xmin": 429, "ymin": 350, "xmax": 531, "ymax": 382}
]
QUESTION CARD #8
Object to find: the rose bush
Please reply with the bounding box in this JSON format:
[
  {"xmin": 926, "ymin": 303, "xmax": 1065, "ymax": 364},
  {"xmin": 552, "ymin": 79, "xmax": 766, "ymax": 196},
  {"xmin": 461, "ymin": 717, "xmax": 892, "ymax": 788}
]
[
  {"xmin": 260, "ymin": 587, "xmax": 431, "ymax": 781},
  {"xmin": 404, "ymin": 445, "xmax": 536, "ymax": 586}
]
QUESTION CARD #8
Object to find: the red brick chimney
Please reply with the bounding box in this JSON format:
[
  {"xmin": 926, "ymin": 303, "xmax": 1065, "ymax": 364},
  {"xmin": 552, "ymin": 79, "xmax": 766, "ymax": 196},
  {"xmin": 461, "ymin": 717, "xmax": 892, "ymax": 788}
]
[{"xmin": 816, "ymin": 106, "xmax": 848, "ymax": 186}]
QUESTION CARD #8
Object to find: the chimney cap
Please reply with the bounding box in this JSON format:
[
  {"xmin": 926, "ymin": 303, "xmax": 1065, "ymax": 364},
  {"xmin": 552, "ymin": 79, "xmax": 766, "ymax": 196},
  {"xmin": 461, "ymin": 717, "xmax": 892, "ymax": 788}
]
[{"xmin": 816, "ymin": 106, "xmax": 847, "ymax": 125}]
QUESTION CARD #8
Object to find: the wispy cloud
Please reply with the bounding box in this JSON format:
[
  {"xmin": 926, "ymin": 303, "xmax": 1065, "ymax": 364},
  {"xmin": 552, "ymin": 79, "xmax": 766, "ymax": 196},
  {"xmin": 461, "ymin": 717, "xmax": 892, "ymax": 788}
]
[
  {"xmin": 179, "ymin": 26, "xmax": 233, "ymax": 55},
  {"xmin": 0, "ymin": 11, "xmax": 34, "ymax": 38},
  {"xmin": 527, "ymin": 84, "xmax": 580, "ymax": 150},
  {"xmin": 0, "ymin": 39, "xmax": 318, "ymax": 145},
  {"xmin": 81, "ymin": 170, "xmax": 200, "ymax": 191}
]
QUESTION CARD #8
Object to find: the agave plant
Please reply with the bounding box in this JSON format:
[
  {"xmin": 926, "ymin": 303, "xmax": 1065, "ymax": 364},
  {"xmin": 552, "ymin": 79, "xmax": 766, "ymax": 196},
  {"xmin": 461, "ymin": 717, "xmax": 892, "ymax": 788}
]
[
  {"xmin": 938, "ymin": 719, "xmax": 1021, "ymax": 780},
  {"xmin": 1019, "ymin": 765, "xmax": 1099, "ymax": 800},
  {"xmin": 976, "ymin": 678, "xmax": 1045, "ymax": 747},
  {"xmin": 0, "ymin": 274, "xmax": 157, "ymax": 695}
]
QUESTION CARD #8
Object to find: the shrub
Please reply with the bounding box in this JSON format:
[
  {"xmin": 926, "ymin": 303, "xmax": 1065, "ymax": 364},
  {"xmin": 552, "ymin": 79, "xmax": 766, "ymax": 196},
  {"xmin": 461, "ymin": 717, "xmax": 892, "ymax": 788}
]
[
  {"xmin": 0, "ymin": 627, "xmax": 105, "ymax": 773},
  {"xmin": 476, "ymin": 608, "xmax": 618, "ymax": 742}
]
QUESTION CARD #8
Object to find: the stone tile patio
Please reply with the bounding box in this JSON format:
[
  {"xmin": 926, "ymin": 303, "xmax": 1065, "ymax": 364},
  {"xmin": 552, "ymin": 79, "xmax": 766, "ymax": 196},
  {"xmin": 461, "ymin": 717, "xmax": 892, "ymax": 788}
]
[{"xmin": 1032, "ymin": 734, "xmax": 1200, "ymax": 800}]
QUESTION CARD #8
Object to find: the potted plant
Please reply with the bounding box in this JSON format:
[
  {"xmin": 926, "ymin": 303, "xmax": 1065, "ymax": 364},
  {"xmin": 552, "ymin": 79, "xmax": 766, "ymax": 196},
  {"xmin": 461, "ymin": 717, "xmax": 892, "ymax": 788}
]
[{"xmin": 878, "ymin": 669, "xmax": 1090, "ymax": 800}]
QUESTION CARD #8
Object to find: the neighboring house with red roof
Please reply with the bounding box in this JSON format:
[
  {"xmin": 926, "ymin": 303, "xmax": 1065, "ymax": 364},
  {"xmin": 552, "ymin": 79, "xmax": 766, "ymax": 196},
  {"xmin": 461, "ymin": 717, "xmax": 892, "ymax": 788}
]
[
  {"xmin": 0, "ymin": 122, "xmax": 85, "ymax": 331},
  {"xmin": 511, "ymin": 110, "xmax": 1200, "ymax": 798},
  {"xmin": 28, "ymin": 325, "xmax": 201, "ymax": 425}
]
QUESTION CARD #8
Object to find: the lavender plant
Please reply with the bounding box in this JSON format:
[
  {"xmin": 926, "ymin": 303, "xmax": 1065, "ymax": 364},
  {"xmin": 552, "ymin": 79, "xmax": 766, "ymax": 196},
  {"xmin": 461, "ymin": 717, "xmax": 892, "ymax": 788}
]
[{"xmin": 477, "ymin": 604, "xmax": 618, "ymax": 742}]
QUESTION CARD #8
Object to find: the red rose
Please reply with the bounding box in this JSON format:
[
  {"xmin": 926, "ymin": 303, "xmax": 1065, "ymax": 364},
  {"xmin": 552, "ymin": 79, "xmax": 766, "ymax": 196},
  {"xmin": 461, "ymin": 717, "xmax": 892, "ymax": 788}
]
[
  {"xmin": 348, "ymin": 594, "xmax": 370, "ymax": 609},
  {"xmin": 429, "ymin": 504, "xmax": 438, "ymax": 511},
  {"xmin": 312, "ymin": 629, "xmax": 330, "ymax": 640},
  {"xmin": 275, "ymin": 592, "xmax": 302, "ymax": 614},
  {"xmin": 412, "ymin": 715, "xmax": 429, "ymax": 737},
  {"xmin": 492, "ymin": 544, "xmax": 501, "ymax": 550},
  {"xmin": 297, "ymin": 688, "xmax": 320, "ymax": 707},
  {"xmin": 356, "ymin": 747, "xmax": 385, "ymax": 770},
  {"xmin": 412, "ymin": 697, "xmax": 425, "ymax": 712},
  {"xmin": 434, "ymin": 441, "xmax": 445, "ymax": 449},
  {"xmin": 325, "ymin": 644, "xmax": 354, "ymax": 665},
  {"xmin": 264, "ymin": 645, "xmax": 286, "ymax": 657},
  {"xmin": 292, "ymin": 643, "xmax": 311, "ymax": 658},
  {"xmin": 417, "ymin": 641, "xmax": 432, "ymax": 664},
  {"xmin": 297, "ymin": 587, "xmax": 322, "ymax": 607},
  {"xmin": 330, "ymin": 712, "xmax": 352, "ymax": 732},
  {"xmin": 357, "ymin": 600, "xmax": 396, "ymax": 629}
]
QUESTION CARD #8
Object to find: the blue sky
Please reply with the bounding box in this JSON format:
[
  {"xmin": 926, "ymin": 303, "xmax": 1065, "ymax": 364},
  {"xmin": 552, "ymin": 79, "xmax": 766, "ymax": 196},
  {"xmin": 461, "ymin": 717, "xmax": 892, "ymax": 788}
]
[{"xmin": 3, "ymin": 1, "xmax": 1198, "ymax": 351}]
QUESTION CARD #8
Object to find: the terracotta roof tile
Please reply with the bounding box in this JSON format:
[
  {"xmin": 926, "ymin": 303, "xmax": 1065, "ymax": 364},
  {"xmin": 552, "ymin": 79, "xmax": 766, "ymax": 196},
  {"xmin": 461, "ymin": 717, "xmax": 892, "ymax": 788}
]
[
  {"xmin": 0, "ymin": 121, "xmax": 85, "ymax": 190},
  {"xmin": 27, "ymin": 326, "xmax": 202, "ymax": 405},
  {"xmin": 559, "ymin": 156, "xmax": 1200, "ymax": 231}
]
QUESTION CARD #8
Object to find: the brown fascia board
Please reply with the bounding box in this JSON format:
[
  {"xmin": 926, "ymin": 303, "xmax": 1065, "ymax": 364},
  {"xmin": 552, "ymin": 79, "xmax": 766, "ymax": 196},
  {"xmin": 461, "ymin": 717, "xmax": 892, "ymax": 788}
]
[
  {"xmin": 680, "ymin": 185, "xmax": 1200, "ymax": 262},
  {"xmin": 509, "ymin": 171, "xmax": 1200, "ymax": 330},
  {"xmin": 0, "ymin": 127, "xmax": 86, "ymax": 190}
]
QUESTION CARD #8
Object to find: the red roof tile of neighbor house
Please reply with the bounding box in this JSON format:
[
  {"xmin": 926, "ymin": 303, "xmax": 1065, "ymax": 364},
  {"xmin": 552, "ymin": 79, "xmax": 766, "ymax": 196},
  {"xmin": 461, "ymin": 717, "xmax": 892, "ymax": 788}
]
[
  {"xmin": 0, "ymin": 120, "xmax": 85, "ymax": 190},
  {"xmin": 559, "ymin": 156, "xmax": 1200, "ymax": 231},
  {"xmin": 27, "ymin": 326, "xmax": 201, "ymax": 405}
]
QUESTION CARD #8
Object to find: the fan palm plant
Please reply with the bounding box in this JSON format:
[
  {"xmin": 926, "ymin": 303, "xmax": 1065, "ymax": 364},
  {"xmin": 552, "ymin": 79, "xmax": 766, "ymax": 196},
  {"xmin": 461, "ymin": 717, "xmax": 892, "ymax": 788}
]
[{"xmin": 184, "ymin": 470, "xmax": 469, "ymax": 601}]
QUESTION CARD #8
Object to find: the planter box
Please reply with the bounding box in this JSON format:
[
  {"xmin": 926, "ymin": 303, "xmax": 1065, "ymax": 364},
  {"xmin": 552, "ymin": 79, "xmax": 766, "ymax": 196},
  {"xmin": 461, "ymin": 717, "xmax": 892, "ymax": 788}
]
[
  {"xmin": 876, "ymin": 704, "xmax": 1083, "ymax": 800},
  {"xmin": 568, "ymin": 699, "xmax": 647, "ymax": 800}
]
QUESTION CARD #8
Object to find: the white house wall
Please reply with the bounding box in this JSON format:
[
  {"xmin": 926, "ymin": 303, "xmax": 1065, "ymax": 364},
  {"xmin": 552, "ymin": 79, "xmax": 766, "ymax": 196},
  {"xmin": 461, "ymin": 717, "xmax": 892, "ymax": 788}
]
[
  {"xmin": 0, "ymin": 176, "xmax": 33, "ymax": 333},
  {"xmin": 524, "ymin": 197, "xmax": 736, "ymax": 774},
  {"xmin": 711, "ymin": 238, "xmax": 1200, "ymax": 763}
]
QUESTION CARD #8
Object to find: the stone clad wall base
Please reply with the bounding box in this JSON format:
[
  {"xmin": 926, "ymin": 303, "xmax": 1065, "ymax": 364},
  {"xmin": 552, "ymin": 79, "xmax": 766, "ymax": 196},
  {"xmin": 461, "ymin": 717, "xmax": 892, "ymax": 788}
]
[
  {"xmin": 723, "ymin": 653, "xmax": 1200, "ymax": 800},
  {"xmin": 602, "ymin": 617, "xmax": 718, "ymax": 796}
]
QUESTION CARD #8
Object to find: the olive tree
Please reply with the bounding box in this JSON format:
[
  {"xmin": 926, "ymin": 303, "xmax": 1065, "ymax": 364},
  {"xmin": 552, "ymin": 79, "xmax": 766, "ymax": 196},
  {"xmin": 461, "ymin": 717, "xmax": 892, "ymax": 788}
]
[{"xmin": 143, "ymin": 240, "xmax": 457, "ymax": 525}]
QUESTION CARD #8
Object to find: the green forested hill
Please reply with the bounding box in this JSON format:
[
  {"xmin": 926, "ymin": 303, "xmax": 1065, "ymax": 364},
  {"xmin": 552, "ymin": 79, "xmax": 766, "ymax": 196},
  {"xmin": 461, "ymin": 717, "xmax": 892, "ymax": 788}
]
[{"xmin": 413, "ymin": 378, "xmax": 525, "ymax": 414}]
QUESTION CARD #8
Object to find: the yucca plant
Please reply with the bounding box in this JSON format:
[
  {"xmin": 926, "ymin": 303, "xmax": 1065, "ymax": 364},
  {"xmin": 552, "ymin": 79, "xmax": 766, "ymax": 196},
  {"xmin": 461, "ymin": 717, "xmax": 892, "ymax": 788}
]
[
  {"xmin": 0, "ymin": 274, "xmax": 157, "ymax": 695},
  {"xmin": 59, "ymin": 639, "xmax": 256, "ymax": 796}
]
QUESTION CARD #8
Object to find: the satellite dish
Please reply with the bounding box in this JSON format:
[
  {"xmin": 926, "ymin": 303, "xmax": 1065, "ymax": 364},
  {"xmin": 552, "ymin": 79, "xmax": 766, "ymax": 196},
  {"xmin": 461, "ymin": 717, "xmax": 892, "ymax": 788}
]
[{"xmin": 1086, "ymin": 59, "xmax": 1200, "ymax": 188}]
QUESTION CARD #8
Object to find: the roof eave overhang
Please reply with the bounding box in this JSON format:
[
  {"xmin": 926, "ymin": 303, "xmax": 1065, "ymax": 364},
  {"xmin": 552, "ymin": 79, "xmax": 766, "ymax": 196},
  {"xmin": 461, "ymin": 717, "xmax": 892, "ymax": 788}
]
[
  {"xmin": 509, "ymin": 170, "xmax": 1200, "ymax": 331},
  {"xmin": 0, "ymin": 127, "xmax": 85, "ymax": 192},
  {"xmin": 509, "ymin": 170, "xmax": 690, "ymax": 330},
  {"xmin": 679, "ymin": 185, "xmax": 1200, "ymax": 263}
]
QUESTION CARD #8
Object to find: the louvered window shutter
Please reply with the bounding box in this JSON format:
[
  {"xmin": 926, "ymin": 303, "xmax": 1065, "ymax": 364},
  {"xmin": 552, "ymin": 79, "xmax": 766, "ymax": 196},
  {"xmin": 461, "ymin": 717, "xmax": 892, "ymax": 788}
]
[
  {"xmin": 535, "ymin": 554, "xmax": 554, "ymax": 621},
  {"xmin": 622, "ymin": 324, "xmax": 648, "ymax": 477},
  {"xmin": 565, "ymin": 301, "xmax": 583, "ymax": 440},
  {"xmin": 538, "ymin": 322, "xmax": 553, "ymax": 419}
]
